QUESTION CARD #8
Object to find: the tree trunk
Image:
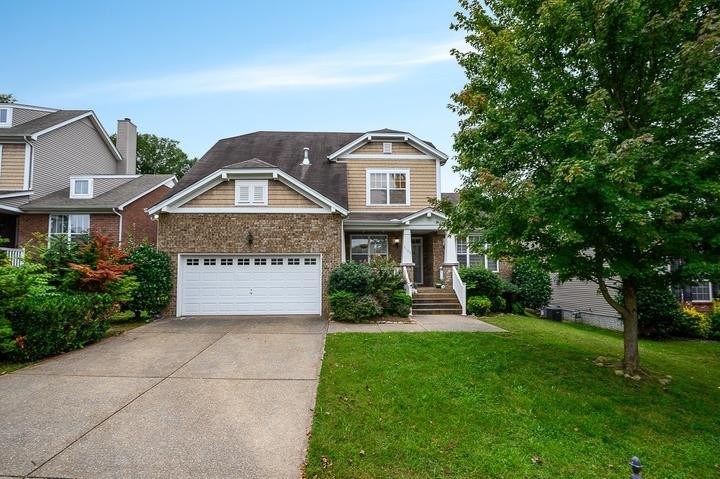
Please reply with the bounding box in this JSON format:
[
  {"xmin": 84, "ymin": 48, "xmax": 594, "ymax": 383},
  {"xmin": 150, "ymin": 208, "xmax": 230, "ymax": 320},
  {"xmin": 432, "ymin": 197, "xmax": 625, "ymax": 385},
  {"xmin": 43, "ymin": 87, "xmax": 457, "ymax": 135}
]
[{"xmin": 621, "ymin": 282, "xmax": 640, "ymax": 375}]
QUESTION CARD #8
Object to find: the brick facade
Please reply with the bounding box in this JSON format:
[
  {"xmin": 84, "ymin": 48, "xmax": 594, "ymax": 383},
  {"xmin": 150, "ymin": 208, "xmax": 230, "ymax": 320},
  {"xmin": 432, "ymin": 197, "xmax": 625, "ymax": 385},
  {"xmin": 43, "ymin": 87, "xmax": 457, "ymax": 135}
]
[
  {"xmin": 17, "ymin": 213, "xmax": 120, "ymax": 246},
  {"xmin": 157, "ymin": 212, "xmax": 343, "ymax": 318},
  {"xmin": 121, "ymin": 185, "xmax": 170, "ymax": 245}
]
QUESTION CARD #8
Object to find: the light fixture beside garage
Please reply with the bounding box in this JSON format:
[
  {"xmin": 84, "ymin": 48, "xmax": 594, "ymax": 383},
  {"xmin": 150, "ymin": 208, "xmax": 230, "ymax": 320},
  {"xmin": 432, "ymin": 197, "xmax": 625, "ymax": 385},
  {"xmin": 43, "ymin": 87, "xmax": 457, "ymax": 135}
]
[{"xmin": 246, "ymin": 231, "xmax": 254, "ymax": 246}]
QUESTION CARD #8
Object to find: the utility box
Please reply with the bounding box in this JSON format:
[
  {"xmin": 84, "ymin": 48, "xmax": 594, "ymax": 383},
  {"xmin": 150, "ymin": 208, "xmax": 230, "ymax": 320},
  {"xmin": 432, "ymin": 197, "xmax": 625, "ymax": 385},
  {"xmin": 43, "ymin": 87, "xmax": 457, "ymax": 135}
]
[{"xmin": 543, "ymin": 305, "xmax": 563, "ymax": 321}]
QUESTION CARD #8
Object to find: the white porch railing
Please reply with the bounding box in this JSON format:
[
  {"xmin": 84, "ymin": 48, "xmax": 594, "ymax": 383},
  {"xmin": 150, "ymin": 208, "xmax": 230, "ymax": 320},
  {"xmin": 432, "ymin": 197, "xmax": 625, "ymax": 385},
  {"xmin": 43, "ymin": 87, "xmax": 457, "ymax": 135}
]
[
  {"xmin": 0, "ymin": 247, "xmax": 24, "ymax": 267},
  {"xmin": 451, "ymin": 266, "xmax": 467, "ymax": 315},
  {"xmin": 402, "ymin": 266, "xmax": 415, "ymax": 315}
]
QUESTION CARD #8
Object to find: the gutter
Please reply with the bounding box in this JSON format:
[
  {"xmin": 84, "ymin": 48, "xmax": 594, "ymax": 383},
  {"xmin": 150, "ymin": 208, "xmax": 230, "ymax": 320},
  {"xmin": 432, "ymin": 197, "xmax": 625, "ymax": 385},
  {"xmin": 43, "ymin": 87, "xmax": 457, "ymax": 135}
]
[{"xmin": 113, "ymin": 207, "xmax": 123, "ymax": 246}]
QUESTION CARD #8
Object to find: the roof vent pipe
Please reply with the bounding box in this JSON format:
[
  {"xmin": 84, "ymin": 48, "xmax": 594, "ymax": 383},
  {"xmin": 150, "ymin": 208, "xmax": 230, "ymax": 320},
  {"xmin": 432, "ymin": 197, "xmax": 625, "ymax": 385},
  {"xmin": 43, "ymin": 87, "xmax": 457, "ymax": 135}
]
[{"xmin": 302, "ymin": 147, "xmax": 310, "ymax": 165}]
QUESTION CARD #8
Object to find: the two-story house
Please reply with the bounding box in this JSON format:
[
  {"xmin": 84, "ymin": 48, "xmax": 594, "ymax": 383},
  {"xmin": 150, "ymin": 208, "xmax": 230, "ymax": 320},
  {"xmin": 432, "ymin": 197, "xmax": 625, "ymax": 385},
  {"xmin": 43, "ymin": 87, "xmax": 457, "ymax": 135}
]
[
  {"xmin": 148, "ymin": 130, "xmax": 506, "ymax": 318},
  {"xmin": 0, "ymin": 103, "xmax": 176, "ymax": 252}
]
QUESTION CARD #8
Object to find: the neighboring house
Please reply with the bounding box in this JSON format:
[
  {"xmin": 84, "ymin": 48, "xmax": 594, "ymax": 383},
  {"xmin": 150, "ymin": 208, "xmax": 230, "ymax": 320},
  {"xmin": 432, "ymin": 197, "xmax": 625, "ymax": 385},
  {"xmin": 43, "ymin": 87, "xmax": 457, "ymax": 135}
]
[
  {"xmin": 149, "ymin": 130, "xmax": 507, "ymax": 318},
  {"xmin": 0, "ymin": 103, "xmax": 176, "ymax": 248},
  {"xmin": 549, "ymin": 277, "xmax": 718, "ymax": 331}
]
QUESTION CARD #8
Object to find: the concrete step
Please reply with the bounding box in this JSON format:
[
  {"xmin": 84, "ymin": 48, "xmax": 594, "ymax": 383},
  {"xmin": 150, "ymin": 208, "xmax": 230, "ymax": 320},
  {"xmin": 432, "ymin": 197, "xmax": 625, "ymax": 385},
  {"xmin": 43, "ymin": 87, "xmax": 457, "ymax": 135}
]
[
  {"xmin": 413, "ymin": 292, "xmax": 457, "ymax": 299},
  {"xmin": 412, "ymin": 308, "xmax": 463, "ymax": 315},
  {"xmin": 412, "ymin": 297, "xmax": 459, "ymax": 304}
]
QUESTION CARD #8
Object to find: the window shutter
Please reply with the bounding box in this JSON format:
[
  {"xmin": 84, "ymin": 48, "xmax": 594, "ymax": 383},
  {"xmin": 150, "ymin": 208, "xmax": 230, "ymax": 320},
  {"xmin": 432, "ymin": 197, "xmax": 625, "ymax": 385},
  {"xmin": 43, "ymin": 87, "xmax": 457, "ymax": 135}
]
[
  {"xmin": 236, "ymin": 184, "xmax": 250, "ymax": 204},
  {"xmin": 253, "ymin": 183, "xmax": 266, "ymax": 204}
]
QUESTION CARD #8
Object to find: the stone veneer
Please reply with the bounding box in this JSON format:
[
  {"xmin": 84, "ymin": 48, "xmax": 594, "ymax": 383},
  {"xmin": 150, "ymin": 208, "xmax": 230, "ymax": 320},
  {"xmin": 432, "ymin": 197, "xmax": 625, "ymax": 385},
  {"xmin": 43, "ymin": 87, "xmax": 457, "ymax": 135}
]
[{"xmin": 157, "ymin": 213, "xmax": 343, "ymax": 318}]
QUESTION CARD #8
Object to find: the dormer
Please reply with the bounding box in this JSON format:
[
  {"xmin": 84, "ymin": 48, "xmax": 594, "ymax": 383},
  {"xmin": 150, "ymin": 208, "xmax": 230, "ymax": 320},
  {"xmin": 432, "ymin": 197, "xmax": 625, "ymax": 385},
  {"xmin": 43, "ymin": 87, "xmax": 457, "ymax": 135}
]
[
  {"xmin": 0, "ymin": 106, "xmax": 12, "ymax": 128},
  {"xmin": 70, "ymin": 177, "xmax": 94, "ymax": 199}
]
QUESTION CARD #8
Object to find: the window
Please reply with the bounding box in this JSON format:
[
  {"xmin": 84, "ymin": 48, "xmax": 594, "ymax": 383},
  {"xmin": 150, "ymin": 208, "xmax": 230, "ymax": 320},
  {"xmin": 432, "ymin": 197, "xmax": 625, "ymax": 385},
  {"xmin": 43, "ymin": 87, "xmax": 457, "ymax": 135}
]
[
  {"xmin": 186, "ymin": 258, "xmax": 199, "ymax": 266},
  {"xmin": 382, "ymin": 142, "xmax": 393, "ymax": 154},
  {"xmin": 0, "ymin": 108, "xmax": 11, "ymax": 127},
  {"xmin": 203, "ymin": 258, "xmax": 216, "ymax": 266},
  {"xmin": 237, "ymin": 258, "xmax": 250, "ymax": 265},
  {"xmin": 49, "ymin": 214, "xmax": 90, "ymax": 243},
  {"xmin": 456, "ymin": 235, "xmax": 499, "ymax": 272},
  {"xmin": 367, "ymin": 170, "xmax": 409, "ymax": 205},
  {"xmin": 304, "ymin": 258, "xmax": 317, "ymax": 265},
  {"xmin": 254, "ymin": 258, "xmax": 267, "ymax": 265},
  {"xmin": 220, "ymin": 258, "xmax": 233, "ymax": 266},
  {"xmin": 689, "ymin": 282, "xmax": 712, "ymax": 302},
  {"xmin": 350, "ymin": 235, "xmax": 388, "ymax": 263},
  {"xmin": 70, "ymin": 178, "xmax": 93, "ymax": 198},
  {"xmin": 235, "ymin": 180, "xmax": 268, "ymax": 206},
  {"xmin": 288, "ymin": 258, "xmax": 300, "ymax": 265},
  {"xmin": 271, "ymin": 258, "xmax": 284, "ymax": 265}
]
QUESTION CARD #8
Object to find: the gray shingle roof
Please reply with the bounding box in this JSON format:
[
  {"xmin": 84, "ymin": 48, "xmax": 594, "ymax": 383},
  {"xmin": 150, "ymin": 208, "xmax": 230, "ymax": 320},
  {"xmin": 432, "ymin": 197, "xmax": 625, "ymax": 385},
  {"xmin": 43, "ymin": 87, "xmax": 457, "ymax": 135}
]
[
  {"xmin": 167, "ymin": 131, "xmax": 442, "ymax": 209},
  {"xmin": 21, "ymin": 175, "xmax": 174, "ymax": 211},
  {"xmin": 0, "ymin": 110, "xmax": 91, "ymax": 137}
]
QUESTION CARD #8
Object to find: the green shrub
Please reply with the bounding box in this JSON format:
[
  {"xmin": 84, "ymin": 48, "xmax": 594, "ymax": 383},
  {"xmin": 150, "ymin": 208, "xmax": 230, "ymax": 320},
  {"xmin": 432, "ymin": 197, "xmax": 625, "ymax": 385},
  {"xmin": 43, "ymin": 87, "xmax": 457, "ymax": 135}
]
[
  {"xmin": 328, "ymin": 262, "xmax": 373, "ymax": 295},
  {"xmin": 467, "ymin": 296, "xmax": 492, "ymax": 316},
  {"xmin": 125, "ymin": 243, "xmax": 173, "ymax": 317},
  {"xmin": 7, "ymin": 292, "xmax": 114, "ymax": 361},
  {"xmin": 673, "ymin": 306, "xmax": 711, "ymax": 339},
  {"xmin": 369, "ymin": 257, "xmax": 404, "ymax": 309},
  {"xmin": 387, "ymin": 291, "xmax": 412, "ymax": 317},
  {"xmin": 329, "ymin": 291, "xmax": 382, "ymax": 323},
  {"xmin": 511, "ymin": 261, "xmax": 552, "ymax": 310},
  {"xmin": 460, "ymin": 266, "xmax": 504, "ymax": 299},
  {"xmin": 618, "ymin": 284, "xmax": 683, "ymax": 338},
  {"xmin": 511, "ymin": 301, "xmax": 526, "ymax": 315},
  {"xmin": 491, "ymin": 296, "xmax": 507, "ymax": 313},
  {"xmin": 710, "ymin": 303, "xmax": 720, "ymax": 340}
]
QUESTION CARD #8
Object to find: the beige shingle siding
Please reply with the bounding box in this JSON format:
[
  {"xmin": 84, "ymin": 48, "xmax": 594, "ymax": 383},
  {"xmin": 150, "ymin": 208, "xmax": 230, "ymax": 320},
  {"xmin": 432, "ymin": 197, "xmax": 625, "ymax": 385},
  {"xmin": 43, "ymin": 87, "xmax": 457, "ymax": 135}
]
[
  {"xmin": 550, "ymin": 274, "xmax": 620, "ymax": 318},
  {"xmin": 31, "ymin": 118, "xmax": 118, "ymax": 201},
  {"xmin": 183, "ymin": 179, "xmax": 320, "ymax": 208},
  {"xmin": 353, "ymin": 142, "xmax": 422, "ymax": 155},
  {"xmin": 0, "ymin": 144, "xmax": 26, "ymax": 190},
  {"xmin": 342, "ymin": 158, "xmax": 437, "ymax": 212},
  {"xmin": 11, "ymin": 107, "xmax": 52, "ymax": 127}
]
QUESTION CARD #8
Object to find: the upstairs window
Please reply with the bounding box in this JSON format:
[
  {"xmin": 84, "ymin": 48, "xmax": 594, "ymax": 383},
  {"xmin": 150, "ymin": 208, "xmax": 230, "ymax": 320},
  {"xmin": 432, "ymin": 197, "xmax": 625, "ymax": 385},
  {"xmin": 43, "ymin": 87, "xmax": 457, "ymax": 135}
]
[
  {"xmin": 49, "ymin": 214, "xmax": 90, "ymax": 243},
  {"xmin": 235, "ymin": 180, "xmax": 268, "ymax": 206},
  {"xmin": 367, "ymin": 170, "xmax": 409, "ymax": 206},
  {"xmin": 0, "ymin": 108, "xmax": 11, "ymax": 127},
  {"xmin": 70, "ymin": 178, "xmax": 93, "ymax": 198},
  {"xmin": 456, "ymin": 235, "xmax": 499, "ymax": 272}
]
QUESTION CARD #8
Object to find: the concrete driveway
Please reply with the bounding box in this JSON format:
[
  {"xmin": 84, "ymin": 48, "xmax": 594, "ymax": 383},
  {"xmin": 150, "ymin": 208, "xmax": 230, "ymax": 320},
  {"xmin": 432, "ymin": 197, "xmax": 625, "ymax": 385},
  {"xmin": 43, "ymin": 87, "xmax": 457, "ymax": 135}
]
[{"xmin": 0, "ymin": 315, "xmax": 327, "ymax": 479}]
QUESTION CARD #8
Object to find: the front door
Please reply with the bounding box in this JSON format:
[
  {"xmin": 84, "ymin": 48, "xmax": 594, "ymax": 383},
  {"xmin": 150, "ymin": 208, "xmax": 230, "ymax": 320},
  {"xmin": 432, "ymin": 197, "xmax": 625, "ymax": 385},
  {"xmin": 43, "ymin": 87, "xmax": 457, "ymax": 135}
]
[{"xmin": 411, "ymin": 238, "xmax": 423, "ymax": 285}]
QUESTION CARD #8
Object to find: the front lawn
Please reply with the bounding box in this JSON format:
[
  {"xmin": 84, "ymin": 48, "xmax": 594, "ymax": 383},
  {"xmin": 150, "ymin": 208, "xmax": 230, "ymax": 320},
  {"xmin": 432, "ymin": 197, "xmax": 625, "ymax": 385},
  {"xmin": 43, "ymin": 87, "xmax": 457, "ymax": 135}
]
[{"xmin": 305, "ymin": 315, "xmax": 720, "ymax": 478}]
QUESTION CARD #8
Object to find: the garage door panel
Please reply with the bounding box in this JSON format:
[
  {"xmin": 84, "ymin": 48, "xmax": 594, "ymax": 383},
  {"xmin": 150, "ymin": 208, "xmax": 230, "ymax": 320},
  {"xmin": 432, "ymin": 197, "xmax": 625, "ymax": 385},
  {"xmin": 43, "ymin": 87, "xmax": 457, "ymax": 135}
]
[{"xmin": 180, "ymin": 255, "xmax": 321, "ymax": 316}]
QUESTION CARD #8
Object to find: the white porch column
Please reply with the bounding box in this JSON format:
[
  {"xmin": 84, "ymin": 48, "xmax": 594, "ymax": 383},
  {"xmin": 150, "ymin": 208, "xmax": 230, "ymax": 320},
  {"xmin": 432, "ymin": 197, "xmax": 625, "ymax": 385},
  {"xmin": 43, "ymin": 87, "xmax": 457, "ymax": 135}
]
[
  {"xmin": 444, "ymin": 232, "xmax": 459, "ymax": 265},
  {"xmin": 401, "ymin": 228, "xmax": 413, "ymax": 265}
]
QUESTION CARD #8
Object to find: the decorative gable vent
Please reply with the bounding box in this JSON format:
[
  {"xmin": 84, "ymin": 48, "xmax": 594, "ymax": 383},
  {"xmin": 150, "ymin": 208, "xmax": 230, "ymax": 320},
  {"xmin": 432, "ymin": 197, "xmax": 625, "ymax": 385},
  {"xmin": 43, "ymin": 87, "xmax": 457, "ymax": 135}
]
[
  {"xmin": 235, "ymin": 180, "xmax": 268, "ymax": 205},
  {"xmin": 382, "ymin": 142, "xmax": 393, "ymax": 154}
]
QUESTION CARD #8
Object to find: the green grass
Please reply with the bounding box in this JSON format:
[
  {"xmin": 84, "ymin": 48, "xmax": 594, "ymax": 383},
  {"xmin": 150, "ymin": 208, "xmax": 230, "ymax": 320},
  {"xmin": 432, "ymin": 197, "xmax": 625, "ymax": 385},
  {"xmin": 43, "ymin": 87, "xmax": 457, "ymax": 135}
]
[{"xmin": 305, "ymin": 315, "xmax": 720, "ymax": 479}]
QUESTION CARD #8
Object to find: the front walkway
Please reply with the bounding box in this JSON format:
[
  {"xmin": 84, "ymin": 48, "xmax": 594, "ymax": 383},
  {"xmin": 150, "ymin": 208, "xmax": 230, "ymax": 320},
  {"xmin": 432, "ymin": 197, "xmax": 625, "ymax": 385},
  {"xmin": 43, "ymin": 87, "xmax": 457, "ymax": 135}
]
[{"xmin": 329, "ymin": 314, "xmax": 506, "ymax": 333}]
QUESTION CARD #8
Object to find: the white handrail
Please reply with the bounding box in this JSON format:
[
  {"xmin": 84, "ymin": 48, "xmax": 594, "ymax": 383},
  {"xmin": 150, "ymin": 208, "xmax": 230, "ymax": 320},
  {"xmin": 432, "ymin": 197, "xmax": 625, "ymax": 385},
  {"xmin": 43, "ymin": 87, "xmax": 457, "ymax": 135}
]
[
  {"xmin": 402, "ymin": 265, "xmax": 414, "ymax": 296},
  {"xmin": 451, "ymin": 266, "xmax": 467, "ymax": 315},
  {"xmin": 0, "ymin": 247, "xmax": 24, "ymax": 267}
]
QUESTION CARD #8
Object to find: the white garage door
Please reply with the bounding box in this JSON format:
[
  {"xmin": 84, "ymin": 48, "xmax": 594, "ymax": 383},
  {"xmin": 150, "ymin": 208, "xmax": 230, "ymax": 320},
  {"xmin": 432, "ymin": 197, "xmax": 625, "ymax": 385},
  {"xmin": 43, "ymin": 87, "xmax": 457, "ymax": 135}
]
[{"xmin": 179, "ymin": 254, "xmax": 321, "ymax": 316}]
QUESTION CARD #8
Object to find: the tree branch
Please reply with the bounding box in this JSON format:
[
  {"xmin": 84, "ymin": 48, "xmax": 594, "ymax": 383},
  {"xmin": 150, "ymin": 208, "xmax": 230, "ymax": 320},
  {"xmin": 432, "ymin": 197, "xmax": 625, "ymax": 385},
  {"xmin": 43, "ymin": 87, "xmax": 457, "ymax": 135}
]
[{"xmin": 596, "ymin": 277, "xmax": 629, "ymax": 318}]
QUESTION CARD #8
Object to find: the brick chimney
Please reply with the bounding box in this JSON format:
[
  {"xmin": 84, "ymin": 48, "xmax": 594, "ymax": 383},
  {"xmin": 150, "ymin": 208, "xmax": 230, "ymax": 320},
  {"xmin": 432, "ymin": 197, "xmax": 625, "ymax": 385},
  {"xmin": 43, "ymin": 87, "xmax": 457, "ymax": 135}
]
[{"xmin": 116, "ymin": 118, "xmax": 137, "ymax": 175}]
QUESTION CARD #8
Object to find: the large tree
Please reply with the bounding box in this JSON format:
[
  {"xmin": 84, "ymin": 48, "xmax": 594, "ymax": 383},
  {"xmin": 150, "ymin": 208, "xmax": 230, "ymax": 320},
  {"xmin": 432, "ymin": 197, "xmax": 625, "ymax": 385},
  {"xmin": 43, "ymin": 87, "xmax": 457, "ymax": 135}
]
[
  {"xmin": 111, "ymin": 133, "xmax": 196, "ymax": 178},
  {"xmin": 442, "ymin": 0, "xmax": 720, "ymax": 373}
]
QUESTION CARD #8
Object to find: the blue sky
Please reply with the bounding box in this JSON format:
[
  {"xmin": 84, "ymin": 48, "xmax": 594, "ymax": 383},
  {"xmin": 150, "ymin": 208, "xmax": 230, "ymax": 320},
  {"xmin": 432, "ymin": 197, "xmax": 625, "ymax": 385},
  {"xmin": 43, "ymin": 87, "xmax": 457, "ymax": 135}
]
[{"xmin": 5, "ymin": 1, "xmax": 467, "ymax": 190}]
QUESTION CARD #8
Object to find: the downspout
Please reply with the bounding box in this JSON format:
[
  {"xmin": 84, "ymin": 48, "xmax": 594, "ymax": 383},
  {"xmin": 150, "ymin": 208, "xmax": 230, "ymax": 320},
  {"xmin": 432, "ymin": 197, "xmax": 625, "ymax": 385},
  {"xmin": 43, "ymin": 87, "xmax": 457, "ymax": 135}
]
[
  {"xmin": 113, "ymin": 207, "xmax": 123, "ymax": 246},
  {"xmin": 23, "ymin": 137, "xmax": 34, "ymax": 190}
]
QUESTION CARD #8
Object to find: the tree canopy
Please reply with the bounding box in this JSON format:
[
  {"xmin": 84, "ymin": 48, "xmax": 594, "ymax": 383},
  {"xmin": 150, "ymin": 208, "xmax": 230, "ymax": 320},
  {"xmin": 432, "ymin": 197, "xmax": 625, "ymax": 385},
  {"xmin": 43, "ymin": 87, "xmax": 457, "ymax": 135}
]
[
  {"xmin": 0, "ymin": 93, "xmax": 16, "ymax": 103},
  {"xmin": 111, "ymin": 133, "xmax": 196, "ymax": 178},
  {"xmin": 442, "ymin": 0, "xmax": 720, "ymax": 373}
]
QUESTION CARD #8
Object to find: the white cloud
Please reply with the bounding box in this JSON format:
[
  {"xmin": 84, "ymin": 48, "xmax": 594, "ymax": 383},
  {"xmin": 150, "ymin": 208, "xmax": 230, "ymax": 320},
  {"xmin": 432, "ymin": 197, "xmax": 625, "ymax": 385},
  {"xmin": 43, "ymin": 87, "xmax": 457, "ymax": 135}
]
[{"xmin": 68, "ymin": 39, "xmax": 463, "ymax": 99}]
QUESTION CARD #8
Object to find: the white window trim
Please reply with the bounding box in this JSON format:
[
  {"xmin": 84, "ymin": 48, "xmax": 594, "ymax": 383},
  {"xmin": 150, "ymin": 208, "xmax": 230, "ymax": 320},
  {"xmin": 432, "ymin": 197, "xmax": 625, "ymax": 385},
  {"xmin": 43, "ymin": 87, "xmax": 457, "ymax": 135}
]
[
  {"xmin": 0, "ymin": 107, "xmax": 12, "ymax": 128},
  {"xmin": 688, "ymin": 281, "xmax": 714, "ymax": 303},
  {"xmin": 48, "ymin": 214, "xmax": 91, "ymax": 243},
  {"xmin": 382, "ymin": 142, "xmax": 393, "ymax": 154},
  {"xmin": 234, "ymin": 180, "xmax": 268, "ymax": 206},
  {"xmin": 0, "ymin": 145, "xmax": 3, "ymax": 175},
  {"xmin": 349, "ymin": 234, "xmax": 389, "ymax": 262},
  {"xmin": 456, "ymin": 236, "xmax": 500, "ymax": 272},
  {"xmin": 365, "ymin": 169, "xmax": 411, "ymax": 206},
  {"xmin": 70, "ymin": 178, "xmax": 94, "ymax": 199}
]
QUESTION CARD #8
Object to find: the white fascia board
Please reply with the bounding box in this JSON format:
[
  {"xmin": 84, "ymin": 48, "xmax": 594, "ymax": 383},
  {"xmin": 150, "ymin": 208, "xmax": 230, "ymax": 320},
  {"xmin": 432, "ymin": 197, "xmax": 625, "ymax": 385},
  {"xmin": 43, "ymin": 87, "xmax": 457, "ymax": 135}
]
[
  {"xmin": 118, "ymin": 176, "xmax": 178, "ymax": 210},
  {"xmin": 343, "ymin": 221, "xmax": 440, "ymax": 231},
  {"xmin": 400, "ymin": 207, "xmax": 447, "ymax": 223},
  {"xmin": 71, "ymin": 174, "xmax": 140, "ymax": 179},
  {"xmin": 0, "ymin": 191, "xmax": 32, "ymax": 199},
  {"xmin": 164, "ymin": 207, "xmax": 332, "ymax": 214},
  {"xmin": 0, "ymin": 204, "xmax": 23, "ymax": 214},
  {"xmin": 150, "ymin": 168, "xmax": 348, "ymax": 216},
  {"xmin": 328, "ymin": 132, "xmax": 449, "ymax": 163},
  {"xmin": 0, "ymin": 103, "xmax": 57, "ymax": 112}
]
